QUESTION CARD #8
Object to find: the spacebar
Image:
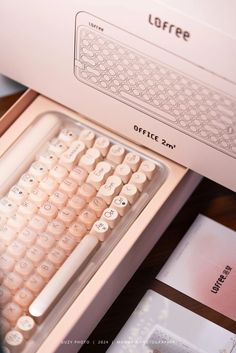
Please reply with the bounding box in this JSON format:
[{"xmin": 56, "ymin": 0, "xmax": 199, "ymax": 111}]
[{"xmin": 29, "ymin": 234, "xmax": 99, "ymax": 320}]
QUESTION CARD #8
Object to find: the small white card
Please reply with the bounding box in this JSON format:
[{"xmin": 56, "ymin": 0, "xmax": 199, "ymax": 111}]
[
  {"xmin": 107, "ymin": 291, "xmax": 236, "ymax": 353},
  {"xmin": 157, "ymin": 214, "xmax": 236, "ymax": 321}
]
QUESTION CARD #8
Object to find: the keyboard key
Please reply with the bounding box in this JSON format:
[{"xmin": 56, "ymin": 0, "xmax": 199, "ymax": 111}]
[
  {"xmin": 129, "ymin": 171, "xmax": 147, "ymax": 191},
  {"xmin": 4, "ymin": 329, "xmax": 25, "ymax": 352},
  {"xmin": 88, "ymin": 196, "xmax": 107, "ymax": 217},
  {"xmin": 14, "ymin": 288, "xmax": 34, "ymax": 308},
  {"xmin": 114, "ymin": 163, "xmax": 132, "ymax": 183},
  {"xmin": 120, "ymin": 183, "xmax": 138, "ymax": 204},
  {"xmin": 79, "ymin": 128, "xmax": 95, "ymax": 147},
  {"xmin": 25, "ymin": 274, "xmax": 45, "ymax": 294},
  {"xmin": 107, "ymin": 144, "xmax": 125, "ymax": 164},
  {"xmin": 111, "ymin": 195, "xmax": 129, "ymax": 216},
  {"xmin": 49, "ymin": 190, "xmax": 68, "ymax": 209},
  {"xmin": 91, "ymin": 220, "xmax": 110, "ymax": 241},
  {"xmin": 8, "ymin": 186, "xmax": 27, "ymax": 205},
  {"xmin": 69, "ymin": 166, "xmax": 88, "ymax": 185},
  {"xmin": 138, "ymin": 159, "xmax": 156, "ymax": 179},
  {"xmin": 39, "ymin": 202, "xmax": 58, "ymax": 222},
  {"xmin": 18, "ymin": 173, "xmax": 38, "ymax": 192},
  {"xmin": 93, "ymin": 136, "xmax": 110, "ymax": 156},
  {"xmin": 3, "ymin": 272, "xmax": 24, "ymax": 293},
  {"xmin": 58, "ymin": 128, "xmax": 77, "ymax": 145},
  {"xmin": 77, "ymin": 183, "xmax": 97, "ymax": 202},
  {"xmin": 101, "ymin": 207, "xmax": 120, "ymax": 228},
  {"xmin": 123, "ymin": 152, "xmax": 141, "ymax": 171},
  {"xmin": 68, "ymin": 221, "xmax": 87, "ymax": 241},
  {"xmin": 2, "ymin": 302, "xmax": 23, "ymax": 324},
  {"xmin": 16, "ymin": 315, "xmax": 36, "ymax": 339}
]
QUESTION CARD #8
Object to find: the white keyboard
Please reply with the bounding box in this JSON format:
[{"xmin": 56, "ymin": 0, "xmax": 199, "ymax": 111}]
[
  {"xmin": 0, "ymin": 112, "xmax": 166, "ymax": 352},
  {"xmin": 74, "ymin": 25, "xmax": 236, "ymax": 158}
]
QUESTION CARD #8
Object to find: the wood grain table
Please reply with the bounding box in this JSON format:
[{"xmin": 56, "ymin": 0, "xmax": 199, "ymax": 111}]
[{"xmin": 0, "ymin": 93, "xmax": 235, "ymax": 352}]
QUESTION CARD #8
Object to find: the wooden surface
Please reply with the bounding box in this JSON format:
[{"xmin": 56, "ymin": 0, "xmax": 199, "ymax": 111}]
[{"xmin": 0, "ymin": 94, "xmax": 235, "ymax": 352}]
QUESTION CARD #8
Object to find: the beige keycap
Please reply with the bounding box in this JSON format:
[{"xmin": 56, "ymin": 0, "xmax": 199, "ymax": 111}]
[
  {"xmin": 18, "ymin": 200, "xmax": 37, "ymax": 219},
  {"xmin": 7, "ymin": 240, "xmax": 27, "ymax": 260},
  {"xmin": 39, "ymin": 202, "xmax": 58, "ymax": 221},
  {"xmin": 114, "ymin": 163, "xmax": 132, "ymax": 183},
  {"xmin": 79, "ymin": 128, "xmax": 95, "ymax": 147},
  {"xmin": 29, "ymin": 161, "xmax": 48, "ymax": 180},
  {"xmin": 47, "ymin": 247, "xmax": 66, "ymax": 267},
  {"xmin": 7, "ymin": 214, "xmax": 27, "ymax": 232},
  {"xmin": 3, "ymin": 272, "xmax": 23, "ymax": 293},
  {"xmin": 0, "ymin": 225, "xmax": 17, "ymax": 245},
  {"xmin": 97, "ymin": 185, "xmax": 114, "ymax": 205},
  {"xmin": 58, "ymin": 128, "xmax": 77, "ymax": 146},
  {"xmin": 59, "ymin": 177, "xmax": 78, "ymax": 197},
  {"xmin": 4, "ymin": 330, "xmax": 24, "ymax": 353},
  {"xmin": 86, "ymin": 148, "xmax": 101, "ymax": 163},
  {"xmin": 14, "ymin": 288, "xmax": 34, "ymax": 308},
  {"xmin": 2, "ymin": 302, "xmax": 23, "ymax": 324},
  {"xmin": 68, "ymin": 221, "xmax": 87, "ymax": 241},
  {"xmin": 129, "ymin": 171, "xmax": 147, "ymax": 191},
  {"xmin": 107, "ymin": 144, "xmax": 125, "ymax": 164},
  {"xmin": 123, "ymin": 152, "xmax": 141, "ymax": 171},
  {"xmin": 67, "ymin": 195, "xmax": 86, "ymax": 214},
  {"xmin": 38, "ymin": 151, "xmax": 58, "ymax": 168},
  {"xmin": 57, "ymin": 207, "xmax": 76, "ymax": 225},
  {"xmin": 18, "ymin": 173, "xmax": 38, "ymax": 192},
  {"xmin": 101, "ymin": 208, "xmax": 119, "ymax": 228},
  {"xmin": 58, "ymin": 234, "xmax": 77, "ymax": 254},
  {"xmin": 90, "ymin": 220, "xmax": 110, "ymax": 241},
  {"xmin": 1, "ymin": 317, "xmax": 11, "ymax": 335},
  {"xmin": 93, "ymin": 136, "xmax": 110, "ymax": 156},
  {"xmin": 0, "ymin": 197, "xmax": 17, "ymax": 216},
  {"xmin": 36, "ymin": 260, "xmax": 56, "ymax": 281},
  {"xmin": 0, "ymin": 286, "xmax": 12, "ymax": 305},
  {"xmin": 120, "ymin": 183, "xmax": 138, "ymax": 204},
  {"xmin": 59, "ymin": 140, "xmax": 85, "ymax": 170},
  {"xmin": 29, "ymin": 188, "xmax": 48, "ymax": 206},
  {"xmin": 49, "ymin": 190, "xmax": 68, "ymax": 209},
  {"xmin": 46, "ymin": 219, "xmax": 65, "ymax": 240},
  {"xmin": 48, "ymin": 138, "xmax": 67, "ymax": 156},
  {"xmin": 78, "ymin": 208, "xmax": 97, "ymax": 230},
  {"xmin": 39, "ymin": 176, "xmax": 58, "ymax": 195},
  {"xmin": 111, "ymin": 195, "xmax": 130, "ymax": 216},
  {"xmin": 138, "ymin": 160, "xmax": 156, "ymax": 179},
  {"xmin": 88, "ymin": 196, "xmax": 107, "ymax": 217},
  {"xmin": 18, "ymin": 228, "xmax": 37, "ymax": 247},
  {"xmin": 8, "ymin": 185, "xmax": 27, "ymax": 205},
  {"xmin": 78, "ymin": 154, "xmax": 96, "ymax": 172},
  {"xmin": 77, "ymin": 183, "xmax": 97, "ymax": 202},
  {"xmin": 26, "ymin": 246, "xmax": 45, "ymax": 266},
  {"xmin": 49, "ymin": 164, "xmax": 68, "ymax": 182},
  {"xmin": 36, "ymin": 233, "xmax": 55, "ymax": 251},
  {"xmin": 69, "ymin": 166, "xmax": 88, "ymax": 185},
  {"xmin": 28, "ymin": 215, "xmax": 47, "ymax": 232},
  {"xmin": 15, "ymin": 258, "xmax": 34, "ymax": 279},
  {"xmin": 0, "ymin": 253, "xmax": 15, "ymax": 272},
  {"xmin": 16, "ymin": 315, "xmax": 36, "ymax": 339},
  {"xmin": 25, "ymin": 273, "xmax": 45, "ymax": 294},
  {"xmin": 106, "ymin": 175, "xmax": 122, "ymax": 193}
]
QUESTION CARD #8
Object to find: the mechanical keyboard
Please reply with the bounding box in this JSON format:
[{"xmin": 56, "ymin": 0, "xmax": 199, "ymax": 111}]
[{"xmin": 0, "ymin": 112, "xmax": 167, "ymax": 352}]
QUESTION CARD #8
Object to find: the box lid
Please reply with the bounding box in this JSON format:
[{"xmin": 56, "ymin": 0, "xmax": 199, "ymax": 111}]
[{"xmin": 0, "ymin": 0, "xmax": 235, "ymax": 190}]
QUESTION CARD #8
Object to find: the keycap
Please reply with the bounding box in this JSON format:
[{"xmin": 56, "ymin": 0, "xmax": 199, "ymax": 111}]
[
  {"xmin": 123, "ymin": 152, "xmax": 141, "ymax": 171},
  {"xmin": 129, "ymin": 171, "xmax": 147, "ymax": 191},
  {"xmin": 91, "ymin": 220, "xmax": 110, "ymax": 241},
  {"xmin": 8, "ymin": 186, "xmax": 27, "ymax": 205},
  {"xmin": 120, "ymin": 183, "xmax": 138, "ymax": 204},
  {"xmin": 58, "ymin": 128, "xmax": 77, "ymax": 145},
  {"xmin": 69, "ymin": 166, "xmax": 88, "ymax": 185},
  {"xmin": 49, "ymin": 164, "xmax": 68, "ymax": 182},
  {"xmin": 16, "ymin": 315, "xmax": 36, "ymax": 339},
  {"xmin": 18, "ymin": 173, "xmax": 38, "ymax": 192},
  {"xmin": 77, "ymin": 183, "xmax": 97, "ymax": 202},
  {"xmin": 38, "ymin": 151, "xmax": 58, "ymax": 169},
  {"xmin": 138, "ymin": 160, "xmax": 156, "ymax": 179},
  {"xmin": 3, "ymin": 272, "xmax": 24, "ymax": 293},
  {"xmin": 0, "ymin": 198, "xmax": 17, "ymax": 217},
  {"xmin": 101, "ymin": 208, "xmax": 120, "ymax": 228},
  {"xmin": 14, "ymin": 288, "xmax": 34, "ymax": 308},
  {"xmin": 79, "ymin": 128, "xmax": 95, "ymax": 147},
  {"xmin": 49, "ymin": 190, "xmax": 68, "ymax": 209},
  {"xmin": 111, "ymin": 195, "xmax": 129, "ymax": 216},
  {"xmin": 60, "ymin": 140, "xmax": 85, "ymax": 170},
  {"xmin": 107, "ymin": 144, "xmax": 125, "ymax": 164},
  {"xmin": 93, "ymin": 136, "xmax": 110, "ymax": 156},
  {"xmin": 2, "ymin": 302, "xmax": 23, "ymax": 324},
  {"xmin": 114, "ymin": 163, "xmax": 132, "ymax": 183},
  {"xmin": 4, "ymin": 330, "xmax": 25, "ymax": 353}
]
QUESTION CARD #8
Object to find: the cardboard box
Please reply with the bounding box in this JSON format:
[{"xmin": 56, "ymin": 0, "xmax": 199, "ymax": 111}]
[{"xmin": 0, "ymin": 0, "xmax": 235, "ymax": 190}]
